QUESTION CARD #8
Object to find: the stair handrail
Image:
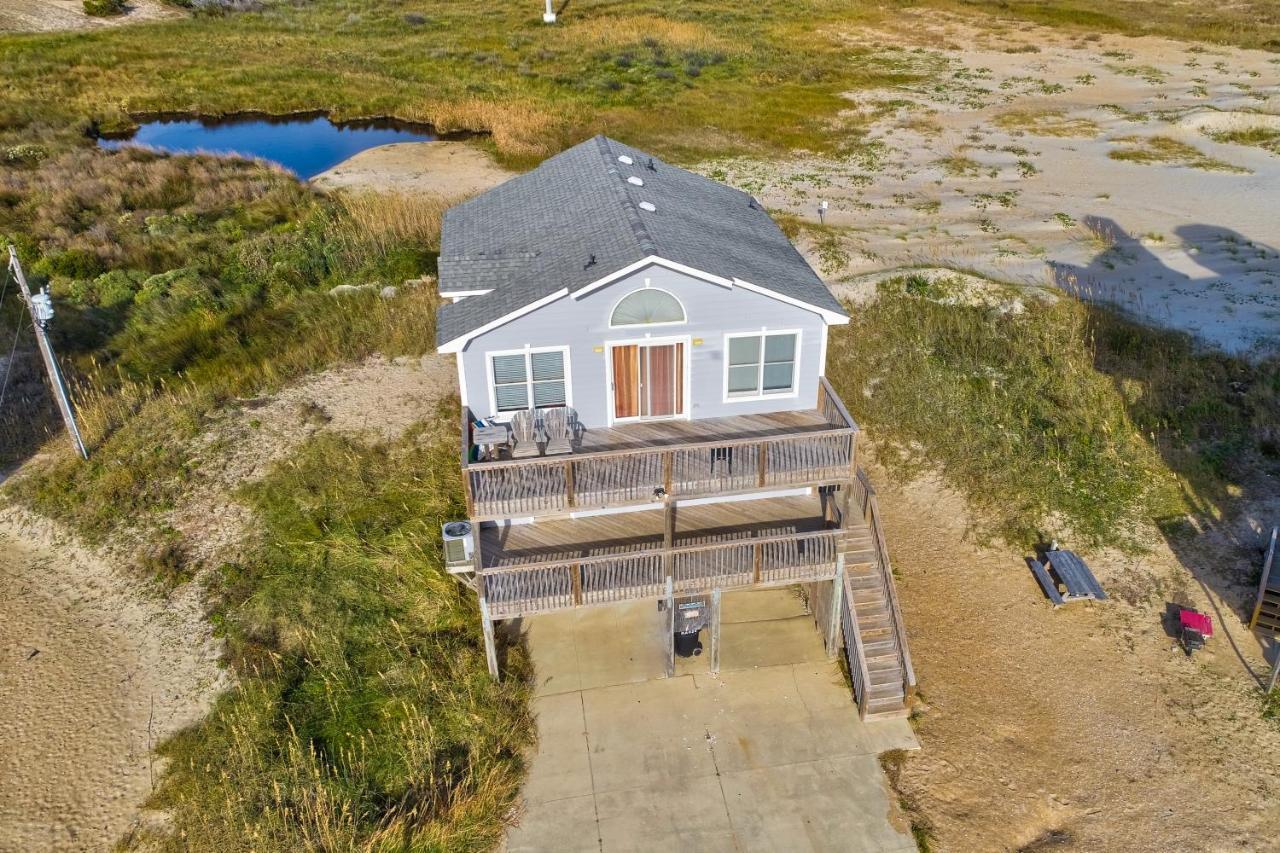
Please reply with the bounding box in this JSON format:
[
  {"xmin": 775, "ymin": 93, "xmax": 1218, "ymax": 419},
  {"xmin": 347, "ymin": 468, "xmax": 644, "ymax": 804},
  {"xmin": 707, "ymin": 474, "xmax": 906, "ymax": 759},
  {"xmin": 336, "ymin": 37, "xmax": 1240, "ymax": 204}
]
[
  {"xmin": 855, "ymin": 469, "xmax": 917, "ymax": 690},
  {"xmin": 1248, "ymin": 526, "xmax": 1277, "ymax": 630},
  {"xmin": 841, "ymin": 567, "xmax": 872, "ymax": 718}
]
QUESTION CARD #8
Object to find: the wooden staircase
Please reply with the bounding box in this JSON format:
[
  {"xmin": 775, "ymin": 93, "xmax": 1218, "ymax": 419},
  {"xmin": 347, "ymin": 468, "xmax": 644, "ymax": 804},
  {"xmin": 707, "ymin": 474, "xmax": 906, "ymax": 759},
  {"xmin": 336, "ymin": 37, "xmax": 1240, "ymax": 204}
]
[
  {"xmin": 836, "ymin": 473, "xmax": 915, "ymax": 720},
  {"xmin": 1250, "ymin": 527, "xmax": 1279, "ymax": 633}
]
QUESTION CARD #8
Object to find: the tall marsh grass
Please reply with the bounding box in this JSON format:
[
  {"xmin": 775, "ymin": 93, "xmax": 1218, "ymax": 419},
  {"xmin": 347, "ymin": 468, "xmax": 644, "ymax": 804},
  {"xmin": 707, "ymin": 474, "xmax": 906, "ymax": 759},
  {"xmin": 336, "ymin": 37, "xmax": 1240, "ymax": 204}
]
[{"xmin": 129, "ymin": 422, "xmax": 532, "ymax": 852}]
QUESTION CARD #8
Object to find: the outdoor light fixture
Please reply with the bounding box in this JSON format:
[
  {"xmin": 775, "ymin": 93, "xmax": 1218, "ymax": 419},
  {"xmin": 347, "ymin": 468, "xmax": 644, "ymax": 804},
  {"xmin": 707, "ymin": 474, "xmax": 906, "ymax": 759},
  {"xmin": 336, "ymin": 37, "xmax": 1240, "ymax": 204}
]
[{"xmin": 818, "ymin": 200, "xmax": 829, "ymax": 225}]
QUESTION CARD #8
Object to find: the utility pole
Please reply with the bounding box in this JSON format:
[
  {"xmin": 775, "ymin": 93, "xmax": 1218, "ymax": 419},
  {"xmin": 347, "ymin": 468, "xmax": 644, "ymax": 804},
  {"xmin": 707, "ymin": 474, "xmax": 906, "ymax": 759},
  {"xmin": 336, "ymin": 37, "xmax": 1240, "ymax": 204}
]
[{"xmin": 7, "ymin": 247, "xmax": 88, "ymax": 460}]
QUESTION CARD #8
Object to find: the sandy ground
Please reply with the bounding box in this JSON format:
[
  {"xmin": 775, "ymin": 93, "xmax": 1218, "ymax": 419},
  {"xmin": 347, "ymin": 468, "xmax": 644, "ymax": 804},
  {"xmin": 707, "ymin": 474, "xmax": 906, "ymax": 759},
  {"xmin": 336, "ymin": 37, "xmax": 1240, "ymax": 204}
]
[
  {"xmin": 703, "ymin": 13, "xmax": 1280, "ymax": 357},
  {"xmin": 311, "ymin": 140, "xmax": 516, "ymax": 198},
  {"xmin": 874, "ymin": 463, "xmax": 1280, "ymax": 851},
  {"xmin": 0, "ymin": 0, "xmax": 181, "ymax": 32},
  {"xmin": 168, "ymin": 352, "xmax": 457, "ymax": 567},
  {"xmin": 0, "ymin": 508, "xmax": 227, "ymax": 851}
]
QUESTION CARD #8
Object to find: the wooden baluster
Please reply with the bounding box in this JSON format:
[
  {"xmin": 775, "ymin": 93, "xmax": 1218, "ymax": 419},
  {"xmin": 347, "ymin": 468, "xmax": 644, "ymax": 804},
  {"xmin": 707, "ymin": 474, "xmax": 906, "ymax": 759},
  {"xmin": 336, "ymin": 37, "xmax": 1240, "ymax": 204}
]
[{"xmin": 758, "ymin": 443, "xmax": 768, "ymax": 488}]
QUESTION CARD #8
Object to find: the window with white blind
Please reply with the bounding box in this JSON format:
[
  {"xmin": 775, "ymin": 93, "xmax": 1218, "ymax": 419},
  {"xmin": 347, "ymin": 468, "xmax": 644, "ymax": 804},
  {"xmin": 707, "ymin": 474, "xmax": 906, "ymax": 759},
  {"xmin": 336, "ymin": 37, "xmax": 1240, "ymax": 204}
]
[
  {"xmin": 489, "ymin": 348, "xmax": 570, "ymax": 413},
  {"xmin": 724, "ymin": 331, "xmax": 799, "ymax": 400}
]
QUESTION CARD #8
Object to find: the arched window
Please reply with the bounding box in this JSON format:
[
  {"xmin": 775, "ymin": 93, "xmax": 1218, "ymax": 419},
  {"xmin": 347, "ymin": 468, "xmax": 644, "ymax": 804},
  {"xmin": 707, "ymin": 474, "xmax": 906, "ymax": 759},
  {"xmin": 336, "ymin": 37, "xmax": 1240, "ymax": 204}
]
[{"xmin": 610, "ymin": 288, "xmax": 686, "ymax": 327}]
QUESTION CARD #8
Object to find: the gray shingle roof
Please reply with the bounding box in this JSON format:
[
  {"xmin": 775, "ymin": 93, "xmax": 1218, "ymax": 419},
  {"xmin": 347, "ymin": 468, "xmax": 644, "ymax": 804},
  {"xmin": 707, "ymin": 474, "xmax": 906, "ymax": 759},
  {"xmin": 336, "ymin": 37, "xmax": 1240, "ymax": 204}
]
[{"xmin": 436, "ymin": 135, "xmax": 846, "ymax": 347}]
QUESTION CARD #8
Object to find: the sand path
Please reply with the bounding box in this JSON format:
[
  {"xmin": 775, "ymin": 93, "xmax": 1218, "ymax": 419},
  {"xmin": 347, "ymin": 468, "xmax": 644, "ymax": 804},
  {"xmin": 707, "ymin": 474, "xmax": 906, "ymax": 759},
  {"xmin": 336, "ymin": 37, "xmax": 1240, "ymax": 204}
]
[
  {"xmin": 311, "ymin": 140, "xmax": 515, "ymax": 198},
  {"xmin": 0, "ymin": 511, "xmax": 226, "ymax": 851},
  {"xmin": 0, "ymin": 0, "xmax": 181, "ymax": 32}
]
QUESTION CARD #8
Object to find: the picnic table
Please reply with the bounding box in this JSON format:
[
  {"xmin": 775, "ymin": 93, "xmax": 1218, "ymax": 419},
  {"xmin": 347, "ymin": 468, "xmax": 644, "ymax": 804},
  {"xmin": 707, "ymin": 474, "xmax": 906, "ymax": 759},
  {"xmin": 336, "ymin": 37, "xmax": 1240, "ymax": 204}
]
[{"xmin": 1029, "ymin": 549, "xmax": 1107, "ymax": 608}]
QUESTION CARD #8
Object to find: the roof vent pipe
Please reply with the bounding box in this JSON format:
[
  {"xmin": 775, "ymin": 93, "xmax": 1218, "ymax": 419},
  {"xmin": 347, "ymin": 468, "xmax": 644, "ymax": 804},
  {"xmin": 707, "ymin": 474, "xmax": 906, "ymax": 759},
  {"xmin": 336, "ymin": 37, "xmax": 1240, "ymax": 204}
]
[
  {"xmin": 638, "ymin": 201, "xmax": 657, "ymax": 212},
  {"xmin": 618, "ymin": 155, "xmax": 634, "ymax": 165},
  {"xmin": 627, "ymin": 176, "xmax": 644, "ymax": 186}
]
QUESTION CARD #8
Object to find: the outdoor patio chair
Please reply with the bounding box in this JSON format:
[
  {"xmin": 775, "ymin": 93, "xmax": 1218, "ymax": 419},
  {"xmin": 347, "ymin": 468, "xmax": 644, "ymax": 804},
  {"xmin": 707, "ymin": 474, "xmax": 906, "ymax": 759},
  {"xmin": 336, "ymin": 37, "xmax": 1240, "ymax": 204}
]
[
  {"xmin": 510, "ymin": 409, "xmax": 542, "ymax": 458},
  {"xmin": 542, "ymin": 407, "xmax": 574, "ymax": 455}
]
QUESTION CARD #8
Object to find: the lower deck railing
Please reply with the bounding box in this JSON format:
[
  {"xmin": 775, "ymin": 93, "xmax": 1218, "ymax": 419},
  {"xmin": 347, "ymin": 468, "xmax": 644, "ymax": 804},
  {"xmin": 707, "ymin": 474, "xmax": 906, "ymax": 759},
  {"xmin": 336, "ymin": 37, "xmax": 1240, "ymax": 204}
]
[{"xmin": 482, "ymin": 528, "xmax": 842, "ymax": 618}]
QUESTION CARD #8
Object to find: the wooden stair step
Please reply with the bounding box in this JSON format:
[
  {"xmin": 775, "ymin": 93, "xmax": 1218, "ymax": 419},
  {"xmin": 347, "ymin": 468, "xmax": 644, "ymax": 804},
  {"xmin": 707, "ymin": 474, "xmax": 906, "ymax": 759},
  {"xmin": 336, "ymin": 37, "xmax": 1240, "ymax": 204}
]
[{"xmin": 867, "ymin": 682, "xmax": 904, "ymax": 700}]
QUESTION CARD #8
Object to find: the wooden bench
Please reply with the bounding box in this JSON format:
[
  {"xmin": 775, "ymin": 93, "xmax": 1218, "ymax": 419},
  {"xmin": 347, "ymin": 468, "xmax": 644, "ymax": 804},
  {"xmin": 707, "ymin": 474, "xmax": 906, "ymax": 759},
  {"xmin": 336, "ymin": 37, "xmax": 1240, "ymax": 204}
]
[{"xmin": 1029, "ymin": 559, "xmax": 1065, "ymax": 607}]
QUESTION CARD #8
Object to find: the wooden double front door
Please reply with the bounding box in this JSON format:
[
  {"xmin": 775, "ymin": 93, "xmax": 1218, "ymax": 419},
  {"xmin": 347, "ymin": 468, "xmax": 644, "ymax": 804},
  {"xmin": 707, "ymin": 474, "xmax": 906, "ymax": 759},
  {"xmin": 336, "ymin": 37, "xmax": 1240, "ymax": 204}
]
[{"xmin": 611, "ymin": 342, "xmax": 685, "ymax": 421}]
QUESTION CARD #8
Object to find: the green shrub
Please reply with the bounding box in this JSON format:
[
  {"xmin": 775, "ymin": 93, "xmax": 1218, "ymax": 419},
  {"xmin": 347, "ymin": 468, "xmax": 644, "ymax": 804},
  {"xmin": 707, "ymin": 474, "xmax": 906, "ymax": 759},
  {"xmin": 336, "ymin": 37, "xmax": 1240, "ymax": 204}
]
[
  {"xmin": 83, "ymin": 0, "xmax": 126, "ymax": 16},
  {"xmin": 825, "ymin": 278, "xmax": 1280, "ymax": 548}
]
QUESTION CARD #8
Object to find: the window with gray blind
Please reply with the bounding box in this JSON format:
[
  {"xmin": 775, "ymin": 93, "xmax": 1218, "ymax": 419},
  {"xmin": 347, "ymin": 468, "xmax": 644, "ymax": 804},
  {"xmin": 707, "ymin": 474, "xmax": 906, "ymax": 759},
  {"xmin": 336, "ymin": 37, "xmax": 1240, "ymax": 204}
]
[
  {"xmin": 491, "ymin": 350, "xmax": 568, "ymax": 412},
  {"xmin": 726, "ymin": 332, "xmax": 797, "ymax": 397},
  {"xmin": 610, "ymin": 288, "xmax": 686, "ymax": 327}
]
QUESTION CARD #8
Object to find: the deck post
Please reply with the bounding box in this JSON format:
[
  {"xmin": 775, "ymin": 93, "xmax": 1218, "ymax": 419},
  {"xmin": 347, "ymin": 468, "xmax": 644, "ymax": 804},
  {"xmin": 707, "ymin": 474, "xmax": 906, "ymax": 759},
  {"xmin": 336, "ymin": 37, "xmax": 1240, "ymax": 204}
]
[
  {"xmin": 757, "ymin": 444, "xmax": 768, "ymax": 488},
  {"xmin": 565, "ymin": 460, "xmax": 576, "ymax": 508},
  {"xmin": 827, "ymin": 556, "xmax": 845, "ymax": 659},
  {"xmin": 1267, "ymin": 647, "xmax": 1280, "ymax": 695},
  {"xmin": 664, "ymin": 576, "xmax": 675, "ymax": 679},
  {"xmin": 709, "ymin": 587, "xmax": 722, "ymax": 674},
  {"xmin": 460, "ymin": 406, "xmax": 475, "ymax": 517}
]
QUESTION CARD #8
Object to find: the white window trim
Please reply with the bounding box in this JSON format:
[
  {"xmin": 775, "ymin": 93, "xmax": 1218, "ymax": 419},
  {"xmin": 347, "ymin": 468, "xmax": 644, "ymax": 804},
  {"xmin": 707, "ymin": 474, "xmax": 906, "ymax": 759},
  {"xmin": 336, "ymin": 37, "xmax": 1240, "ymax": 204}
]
[
  {"xmin": 603, "ymin": 333, "xmax": 693, "ymax": 427},
  {"xmin": 607, "ymin": 285, "xmax": 688, "ymax": 329},
  {"xmin": 485, "ymin": 345, "xmax": 573, "ymax": 418},
  {"xmin": 722, "ymin": 329, "xmax": 802, "ymax": 403}
]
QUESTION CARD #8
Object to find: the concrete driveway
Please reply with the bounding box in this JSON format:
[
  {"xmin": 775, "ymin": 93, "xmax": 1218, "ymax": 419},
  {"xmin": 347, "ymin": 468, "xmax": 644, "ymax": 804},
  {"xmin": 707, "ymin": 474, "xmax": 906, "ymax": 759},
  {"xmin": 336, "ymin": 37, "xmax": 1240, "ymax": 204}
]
[{"xmin": 505, "ymin": 588, "xmax": 919, "ymax": 853}]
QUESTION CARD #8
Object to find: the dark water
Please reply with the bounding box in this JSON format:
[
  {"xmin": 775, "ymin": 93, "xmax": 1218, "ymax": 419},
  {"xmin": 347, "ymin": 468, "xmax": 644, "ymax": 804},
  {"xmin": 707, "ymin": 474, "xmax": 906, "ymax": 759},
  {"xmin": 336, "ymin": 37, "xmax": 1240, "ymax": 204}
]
[{"xmin": 98, "ymin": 113, "xmax": 437, "ymax": 179}]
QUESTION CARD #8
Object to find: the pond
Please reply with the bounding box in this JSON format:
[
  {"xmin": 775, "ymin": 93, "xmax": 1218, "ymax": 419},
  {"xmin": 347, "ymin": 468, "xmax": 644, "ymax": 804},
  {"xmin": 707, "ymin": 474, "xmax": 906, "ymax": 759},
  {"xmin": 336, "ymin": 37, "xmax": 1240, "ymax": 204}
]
[{"xmin": 98, "ymin": 113, "xmax": 438, "ymax": 179}]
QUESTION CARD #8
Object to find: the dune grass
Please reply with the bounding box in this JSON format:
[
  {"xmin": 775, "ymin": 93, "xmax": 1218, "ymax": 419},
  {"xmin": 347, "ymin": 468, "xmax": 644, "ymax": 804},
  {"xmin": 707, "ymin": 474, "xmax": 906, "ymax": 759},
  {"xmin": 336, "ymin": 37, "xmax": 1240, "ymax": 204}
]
[
  {"xmin": 827, "ymin": 277, "xmax": 1279, "ymax": 548},
  {"xmin": 1204, "ymin": 125, "xmax": 1280, "ymax": 155},
  {"xmin": 1108, "ymin": 136, "xmax": 1251, "ymax": 173},
  {"xmin": 994, "ymin": 109, "xmax": 1101, "ymax": 138},
  {"xmin": 128, "ymin": 419, "xmax": 533, "ymax": 852}
]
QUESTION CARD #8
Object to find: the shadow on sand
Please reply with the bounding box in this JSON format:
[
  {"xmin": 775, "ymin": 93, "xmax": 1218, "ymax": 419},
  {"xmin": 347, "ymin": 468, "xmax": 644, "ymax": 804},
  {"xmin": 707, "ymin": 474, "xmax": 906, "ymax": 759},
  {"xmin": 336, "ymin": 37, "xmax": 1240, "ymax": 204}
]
[{"xmin": 1049, "ymin": 215, "xmax": 1280, "ymax": 687}]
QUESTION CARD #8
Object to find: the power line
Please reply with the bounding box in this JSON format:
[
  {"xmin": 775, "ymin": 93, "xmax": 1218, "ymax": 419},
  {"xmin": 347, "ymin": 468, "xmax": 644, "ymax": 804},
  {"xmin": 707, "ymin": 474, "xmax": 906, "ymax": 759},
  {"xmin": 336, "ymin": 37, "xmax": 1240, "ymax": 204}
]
[{"xmin": 0, "ymin": 313, "xmax": 23, "ymax": 412}]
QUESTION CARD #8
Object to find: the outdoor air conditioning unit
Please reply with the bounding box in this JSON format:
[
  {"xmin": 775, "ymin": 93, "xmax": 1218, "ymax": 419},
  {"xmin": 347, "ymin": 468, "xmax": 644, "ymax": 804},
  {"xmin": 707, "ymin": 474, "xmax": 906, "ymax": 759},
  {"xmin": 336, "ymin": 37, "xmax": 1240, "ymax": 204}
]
[{"xmin": 441, "ymin": 521, "xmax": 476, "ymax": 573}]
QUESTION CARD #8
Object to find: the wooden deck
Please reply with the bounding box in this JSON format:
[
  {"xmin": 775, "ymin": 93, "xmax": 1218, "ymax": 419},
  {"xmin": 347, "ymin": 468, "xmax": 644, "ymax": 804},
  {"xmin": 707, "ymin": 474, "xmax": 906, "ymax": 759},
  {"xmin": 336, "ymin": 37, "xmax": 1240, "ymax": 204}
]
[
  {"xmin": 462, "ymin": 378, "xmax": 859, "ymax": 521},
  {"xmin": 477, "ymin": 493, "xmax": 877, "ymax": 618}
]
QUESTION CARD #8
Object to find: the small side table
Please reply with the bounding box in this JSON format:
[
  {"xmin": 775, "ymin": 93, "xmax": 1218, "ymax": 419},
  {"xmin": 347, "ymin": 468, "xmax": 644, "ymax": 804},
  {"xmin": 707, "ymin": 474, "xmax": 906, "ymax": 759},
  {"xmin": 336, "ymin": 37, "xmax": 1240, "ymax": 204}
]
[{"xmin": 472, "ymin": 424, "xmax": 511, "ymax": 461}]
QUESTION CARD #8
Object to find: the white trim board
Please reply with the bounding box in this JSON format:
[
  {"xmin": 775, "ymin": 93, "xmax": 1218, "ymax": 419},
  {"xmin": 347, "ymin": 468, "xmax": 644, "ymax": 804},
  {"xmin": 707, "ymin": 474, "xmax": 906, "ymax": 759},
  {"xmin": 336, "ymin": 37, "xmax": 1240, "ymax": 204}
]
[
  {"xmin": 571, "ymin": 255, "xmax": 733, "ymax": 300},
  {"xmin": 437, "ymin": 257, "xmax": 849, "ymax": 354},
  {"xmin": 437, "ymin": 287, "xmax": 569, "ymax": 353}
]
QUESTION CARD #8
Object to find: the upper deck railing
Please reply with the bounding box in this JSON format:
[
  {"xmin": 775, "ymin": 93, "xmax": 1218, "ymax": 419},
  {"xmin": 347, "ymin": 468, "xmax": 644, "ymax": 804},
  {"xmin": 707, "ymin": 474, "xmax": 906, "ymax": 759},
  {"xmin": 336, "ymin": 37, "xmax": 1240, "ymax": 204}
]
[{"xmin": 461, "ymin": 377, "xmax": 859, "ymax": 520}]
